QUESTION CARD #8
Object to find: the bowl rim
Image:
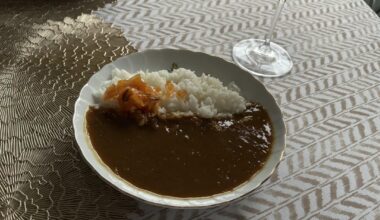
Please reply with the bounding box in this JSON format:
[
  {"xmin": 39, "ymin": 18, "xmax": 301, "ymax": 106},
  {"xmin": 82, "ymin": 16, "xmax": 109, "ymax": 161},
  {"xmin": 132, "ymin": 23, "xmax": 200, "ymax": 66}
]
[{"xmin": 73, "ymin": 48, "xmax": 286, "ymax": 208}]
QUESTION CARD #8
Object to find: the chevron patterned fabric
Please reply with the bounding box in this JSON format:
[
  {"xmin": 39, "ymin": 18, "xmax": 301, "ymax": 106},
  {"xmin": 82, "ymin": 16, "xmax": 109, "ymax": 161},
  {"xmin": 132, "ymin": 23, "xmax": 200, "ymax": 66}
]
[
  {"xmin": 95, "ymin": 0, "xmax": 380, "ymax": 219},
  {"xmin": 1, "ymin": 0, "xmax": 380, "ymax": 219}
]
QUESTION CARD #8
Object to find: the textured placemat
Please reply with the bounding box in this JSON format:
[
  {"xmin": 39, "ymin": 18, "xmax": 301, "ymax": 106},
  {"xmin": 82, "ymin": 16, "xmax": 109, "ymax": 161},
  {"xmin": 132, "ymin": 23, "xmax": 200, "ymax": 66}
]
[
  {"xmin": 95, "ymin": 0, "xmax": 380, "ymax": 219},
  {"xmin": 0, "ymin": 1, "xmax": 149, "ymax": 219}
]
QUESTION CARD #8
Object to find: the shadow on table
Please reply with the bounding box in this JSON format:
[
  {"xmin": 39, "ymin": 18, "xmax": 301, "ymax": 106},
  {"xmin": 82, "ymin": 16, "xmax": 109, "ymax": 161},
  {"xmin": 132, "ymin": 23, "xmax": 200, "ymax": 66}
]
[{"xmin": 0, "ymin": 0, "xmax": 166, "ymax": 219}]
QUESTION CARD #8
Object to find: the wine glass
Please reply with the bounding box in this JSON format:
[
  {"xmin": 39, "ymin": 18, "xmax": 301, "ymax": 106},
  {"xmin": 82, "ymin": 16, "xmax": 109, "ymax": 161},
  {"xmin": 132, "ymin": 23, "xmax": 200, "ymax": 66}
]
[{"xmin": 232, "ymin": 0, "xmax": 292, "ymax": 77}]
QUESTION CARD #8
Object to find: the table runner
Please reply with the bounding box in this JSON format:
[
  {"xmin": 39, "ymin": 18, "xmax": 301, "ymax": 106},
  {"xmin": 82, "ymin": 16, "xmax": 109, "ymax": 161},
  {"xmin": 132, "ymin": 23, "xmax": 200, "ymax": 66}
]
[{"xmin": 1, "ymin": 0, "xmax": 380, "ymax": 219}]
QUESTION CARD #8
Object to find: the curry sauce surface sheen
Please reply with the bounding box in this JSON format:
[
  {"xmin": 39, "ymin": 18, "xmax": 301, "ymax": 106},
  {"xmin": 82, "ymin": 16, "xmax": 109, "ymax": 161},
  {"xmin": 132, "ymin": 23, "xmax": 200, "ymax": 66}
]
[{"xmin": 86, "ymin": 103, "xmax": 273, "ymax": 197}]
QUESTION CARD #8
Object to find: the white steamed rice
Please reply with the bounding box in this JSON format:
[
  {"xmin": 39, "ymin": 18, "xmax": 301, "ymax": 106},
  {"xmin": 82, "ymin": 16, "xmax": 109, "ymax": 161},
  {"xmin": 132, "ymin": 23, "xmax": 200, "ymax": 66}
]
[{"xmin": 95, "ymin": 68, "xmax": 247, "ymax": 118}]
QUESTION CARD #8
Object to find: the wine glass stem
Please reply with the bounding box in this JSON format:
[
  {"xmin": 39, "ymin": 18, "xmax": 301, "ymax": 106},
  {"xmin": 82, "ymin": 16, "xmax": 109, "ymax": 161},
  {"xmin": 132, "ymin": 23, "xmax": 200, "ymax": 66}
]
[{"xmin": 265, "ymin": 0, "xmax": 286, "ymax": 45}]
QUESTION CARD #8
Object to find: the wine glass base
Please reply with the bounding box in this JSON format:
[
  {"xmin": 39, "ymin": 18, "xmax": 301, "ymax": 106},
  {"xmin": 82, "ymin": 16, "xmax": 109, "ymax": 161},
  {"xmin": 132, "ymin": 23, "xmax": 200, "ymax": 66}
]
[{"xmin": 232, "ymin": 39, "xmax": 293, "ymax": 77}]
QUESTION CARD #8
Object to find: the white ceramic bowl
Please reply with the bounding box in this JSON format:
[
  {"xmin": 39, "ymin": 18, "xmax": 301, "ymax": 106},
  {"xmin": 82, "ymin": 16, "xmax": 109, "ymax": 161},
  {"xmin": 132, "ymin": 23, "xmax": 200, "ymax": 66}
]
[{"xmin": 73, "ymin": 49, "xmax": 286, "ymax": 208}]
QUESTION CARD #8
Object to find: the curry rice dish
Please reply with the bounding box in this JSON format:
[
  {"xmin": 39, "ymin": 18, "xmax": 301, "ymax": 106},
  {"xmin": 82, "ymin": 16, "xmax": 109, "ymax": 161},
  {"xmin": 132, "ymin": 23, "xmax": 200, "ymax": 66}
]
[{"xmin": 86, "ymin": 68, "xmax": 274, "ymax": 197}]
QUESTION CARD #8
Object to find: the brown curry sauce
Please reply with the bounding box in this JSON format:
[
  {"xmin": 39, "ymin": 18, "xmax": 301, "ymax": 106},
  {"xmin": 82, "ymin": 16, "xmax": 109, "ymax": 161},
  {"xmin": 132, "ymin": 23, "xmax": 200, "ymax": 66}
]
[{"xmin": 86, "ymin": 103, "xmax": 273, "ymax": 197}]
